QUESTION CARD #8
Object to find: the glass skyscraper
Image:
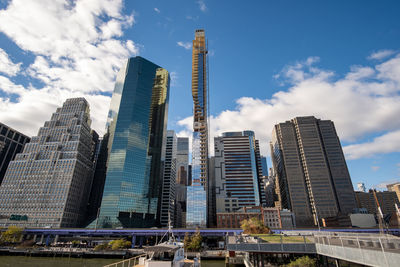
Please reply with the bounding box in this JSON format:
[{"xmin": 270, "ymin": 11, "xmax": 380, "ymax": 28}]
[
  {"xmin": 213, "ymin": 131, "xmax": 264, "ymax": 213},
  {"xmin": 160, "ymin": 130, "xmax": 177, "ymax": 227},
  {"xmin": 95, "ymin": 56, "xmax": 170, "ymax": 228},
  {"xmin": 186, "ymin": 29, "xmax": 209, "ymax": 227}
]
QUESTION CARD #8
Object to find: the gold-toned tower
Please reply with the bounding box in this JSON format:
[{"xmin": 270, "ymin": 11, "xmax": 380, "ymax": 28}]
[
  {"xmin": 186, "ymin": 29, "xmax": 208, "ymax": 227},
  {"xmin": 192, "ymin": 29, "xmax": 208, "ymax": 187}
]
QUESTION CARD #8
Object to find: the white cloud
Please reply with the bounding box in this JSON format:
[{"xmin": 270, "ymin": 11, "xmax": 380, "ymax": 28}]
[
  {"xmin": 343, "ymin": 130, "xmax": 400, "ymax": 160},
  {"xmin": 177, "ymin": 41, "xmax": 192, "ymax": 50},
  {"xmin": 178, "ymin": 53, "xmax": 400, "ymax": 158},
  {"xmin": 154, "ymin": 8, "xmax": 160, "ymax": 13},
  {"xmin": 368, "ymin": 49, "xmax": 396, "ymax": 60},
  {"xmin": 0, "ymin": 48, "xmax": 22, "ymax": 76},
  {"xmin": 0, "ymin": 0, "xmax": 137, "ymax": 136},
  {"xmin": 197, "ymin": 0, "xmax": 207, "ymax": 12}
]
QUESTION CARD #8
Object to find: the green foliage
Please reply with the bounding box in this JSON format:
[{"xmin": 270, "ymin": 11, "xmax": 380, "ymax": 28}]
[
  {"xmin": 71, "ymin": 240, "xmax": 80, "ymax": 247},
  {"xmin": 108, "ymin": 239, "xmax": 132, "ymax": 250},
  {"xmin": 240, "ymin": 217, "xmax": 271, "ymax": 234},
  {"xmin": 0, "ymin": 226, "xmax": 23, "ymax": 243},
  {"xmin": 94, "ymin": 243, "xmax": 109, "ymax": 251},
  {"xmin": 183, "ymin": 230, "xmax": 202, "ymax": 252},
  {"xmin": 285, "ymin": 256, "xmax": 316, "ymax": 267},
  {"xmin": 183, "ymin": 232, "xmax": 191, "ymax": 250}
]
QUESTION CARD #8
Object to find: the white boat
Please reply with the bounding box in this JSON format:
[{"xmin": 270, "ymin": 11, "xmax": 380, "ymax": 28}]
[
  {"xmin": 140, "ymin": 241, "xmax": 200, "ymax": 267},
  {"xmin": 104, "ymin": 213, "xmax": 200, "ymax": 267}
]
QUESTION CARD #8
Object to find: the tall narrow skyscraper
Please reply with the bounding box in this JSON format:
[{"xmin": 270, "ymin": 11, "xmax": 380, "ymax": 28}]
[
  {"xmin": 94, "ymin": 57, "xmax": 170, "ymax": 228},
  {"xmin": 0, "ymin": 98, "xmax": 97, "ymax": 228},
  {"xmin": 186, "ymin": 29, "xmax": 209, "ymax": 227},
  {"xmin": 270, "ymin": 116, "xmax": 357, "ymax": 227},
  {"xmin": 160, "ymin": 130, "xmax": 177, "ymax": 227}
]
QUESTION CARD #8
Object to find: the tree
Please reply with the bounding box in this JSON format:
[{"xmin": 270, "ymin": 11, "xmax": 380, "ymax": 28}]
[
  {"xmin": 1, "ymin": 226, "xmax": 23, "ymax": 243},
  {"xmin": 183, "ymin": 230, "xmax": 203, "ymax": 252},
  {"xmin": 189, "ymin": 230, "xmax": 202, "ymax": 251},
  {"xmin": 183, "ymin": 232, "xmax": 191, "ymax": 250},
  {"xmin": 94, "ymin": 243, "xmax": 109, "ymax": 251},
  {"xmin": 286, "ymin": 256, "xmax": 316, "ymax": 267},
  {"xmin": 240, "ymin": 217, "xmax": 271, "ymax": 234},
  {"xmin": 108, "ymin": 239, "xmax": 132, "ymax": 250}
]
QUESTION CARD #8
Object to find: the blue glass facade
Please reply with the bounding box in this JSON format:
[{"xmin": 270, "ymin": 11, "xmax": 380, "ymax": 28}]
[
  {"xmin": 186, "ymin": 132, "xmax": 207, "ymax": 227},
  {"xmin": 96, "ymin": 57, "xmax": 169, "ymax": 228}
]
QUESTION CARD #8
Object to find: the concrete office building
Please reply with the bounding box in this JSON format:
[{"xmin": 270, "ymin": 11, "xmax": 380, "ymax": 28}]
[
  {"xmin": 186, "ymin": 29, "xmax": 209, "ymax": 228},
  {"xmin": 387, "ymin": 183, "xmax": 400, "ymax": 202},
  {"xmin": 176, "ymin": 137, "xmax": 189, "ymax": 185},
  {"xmin": 355, "ymin": 190, "xmax": 400, "ymax": 215},
  {"xmin": 0, "ymin": 98, "xmax": 97, "ymax": 228},
  {"xmin": 160, "ymin": 130, "xmax": 177, "ymax": 227},
  {"xmin": 0, "ymin": 122, "xmax": 30, "ymax": 185},
  {"xmin": 93, "ymin": 57, "xmax": 170, "ymax": 228},
  {"xmin": 214, "ymin": 131, "xmax": 267, "ymax": 217},
  {"xmin": 174, "ymin": 137, "xmax": 189, "ymax": 228},
  {"xmin": 270, "ymin": 116, "xmax": 357, "ymax": 227}
]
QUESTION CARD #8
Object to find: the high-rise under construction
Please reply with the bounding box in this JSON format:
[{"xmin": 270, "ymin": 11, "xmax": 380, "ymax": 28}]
[{"xmin": 186, "ymin": 29, "xmax": 209, "ymax": 227}]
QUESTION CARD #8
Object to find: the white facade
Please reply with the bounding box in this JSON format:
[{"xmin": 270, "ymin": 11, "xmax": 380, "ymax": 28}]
[
  {"xmin": 160, "ymin": 130, "xmax": 177, "ymax": 226},
  {"xmin": 0, "ymin": 98, "xmax": 96, "ymax": 228}
]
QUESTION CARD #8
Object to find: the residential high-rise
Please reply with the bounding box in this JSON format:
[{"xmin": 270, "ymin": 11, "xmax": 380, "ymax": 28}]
[
  {"xmin": 270, "ymin": 116, "xmax": 357, "ymax": 227},
  {"xmin": 186, "ymin": 29, "xmax": 209, "ymax": 228},
  {"xmin": 160, "ymin": 130, "xmax": 177, "ymax": 227},
  {"xmin": 93, "ymin": 57, "xmax": 170, "ymax": 228},
  {"xmin": 0, "ymin": 122, "xmax": 30, "ymax": 185},
  {"xmin": 214, "ymin": 131, "xmax": 267, "ymax": 221},
  {"xmin": 0, "ymin": 98, "xmax": 97, "ymax": 228}
]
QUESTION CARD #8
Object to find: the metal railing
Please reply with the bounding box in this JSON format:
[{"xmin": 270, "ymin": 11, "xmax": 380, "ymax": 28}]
[
  {"xmin": 313, "ymin": 233, "xmax": 400, "ymax": 267},
  {"xmin": 313, "ymin": 233, "xmax": 400, "ymax": 253},
  {"xmin": 103, "ymin": 254, "xmax": 147, "ymax": 267},
  {"xmin": 226, "ymin": 234, "xmax": 316, "ymax": 254}
]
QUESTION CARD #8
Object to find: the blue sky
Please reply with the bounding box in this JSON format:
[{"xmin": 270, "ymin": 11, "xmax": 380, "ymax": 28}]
[{"xmin": 0, "ymin": 0, "xmax": 400, "ymax": 190}]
